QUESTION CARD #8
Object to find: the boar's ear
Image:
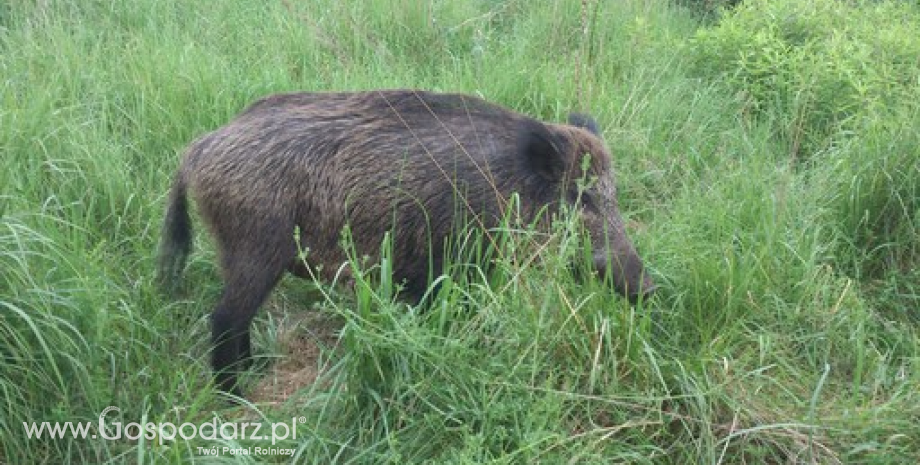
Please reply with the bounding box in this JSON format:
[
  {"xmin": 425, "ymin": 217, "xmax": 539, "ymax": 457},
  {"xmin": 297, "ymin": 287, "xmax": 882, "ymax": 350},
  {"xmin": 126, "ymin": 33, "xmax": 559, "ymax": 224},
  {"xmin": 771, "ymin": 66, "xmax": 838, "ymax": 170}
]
[
  {"xmin": 518, "ymin": 119, "xmax": 572, "ymax": 182},
  {"xmin": 568, "ymin": 113, "xmax": 601, "ymax": 137}
]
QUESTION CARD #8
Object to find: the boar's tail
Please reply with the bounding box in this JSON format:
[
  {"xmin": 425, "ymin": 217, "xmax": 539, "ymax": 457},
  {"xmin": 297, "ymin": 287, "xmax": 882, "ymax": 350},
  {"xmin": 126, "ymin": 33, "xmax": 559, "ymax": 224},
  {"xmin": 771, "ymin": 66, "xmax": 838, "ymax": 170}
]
[{"xmin": 157, "ymin": 172, "xmax": 192, "ymax": 293}]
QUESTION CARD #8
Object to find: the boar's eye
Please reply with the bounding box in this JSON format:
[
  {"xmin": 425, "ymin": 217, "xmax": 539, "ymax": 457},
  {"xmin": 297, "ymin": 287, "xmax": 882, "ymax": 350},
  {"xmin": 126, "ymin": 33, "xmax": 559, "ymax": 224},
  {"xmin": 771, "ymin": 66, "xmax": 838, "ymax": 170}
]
[
  {"xmin": 565, "ymin": 187, "xmax": 600, "ymax": 213},
  {"xmin": 575, "ymin": 190, "xmax": 599, "ymax": 212}
]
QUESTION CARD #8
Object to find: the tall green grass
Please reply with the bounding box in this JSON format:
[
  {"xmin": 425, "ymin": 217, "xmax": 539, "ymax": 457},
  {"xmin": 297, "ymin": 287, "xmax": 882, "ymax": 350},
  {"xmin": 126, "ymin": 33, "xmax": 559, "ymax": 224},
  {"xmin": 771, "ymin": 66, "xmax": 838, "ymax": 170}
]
[{"xmin": 1, "ymin": 0, "xmax": 918, "ymax": 463}]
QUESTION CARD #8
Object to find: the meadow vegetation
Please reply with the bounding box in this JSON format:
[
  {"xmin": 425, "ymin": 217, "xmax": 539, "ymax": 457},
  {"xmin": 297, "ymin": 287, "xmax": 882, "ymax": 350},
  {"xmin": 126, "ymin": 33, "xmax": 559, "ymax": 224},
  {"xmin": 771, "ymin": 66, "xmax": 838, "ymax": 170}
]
[{"xmin": 1, "ymin": 0, "xmax": 917, "ymax": 463}]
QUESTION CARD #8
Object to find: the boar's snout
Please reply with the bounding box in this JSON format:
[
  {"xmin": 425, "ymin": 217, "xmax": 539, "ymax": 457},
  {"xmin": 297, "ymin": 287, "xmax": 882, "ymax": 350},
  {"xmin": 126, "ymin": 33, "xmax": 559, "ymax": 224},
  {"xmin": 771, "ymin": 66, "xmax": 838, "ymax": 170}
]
[{"xmin": 593, "ymin": 250, "xmax": 656, "ymax": 303}]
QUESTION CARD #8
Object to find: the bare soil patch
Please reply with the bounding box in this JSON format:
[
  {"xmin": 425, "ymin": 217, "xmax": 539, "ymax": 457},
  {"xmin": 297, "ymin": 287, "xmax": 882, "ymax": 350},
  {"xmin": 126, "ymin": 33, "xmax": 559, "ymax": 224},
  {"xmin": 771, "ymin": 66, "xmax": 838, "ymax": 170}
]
[{"xmin": 248, "ymin": 304, "xmax": 344, "ymax": 405}]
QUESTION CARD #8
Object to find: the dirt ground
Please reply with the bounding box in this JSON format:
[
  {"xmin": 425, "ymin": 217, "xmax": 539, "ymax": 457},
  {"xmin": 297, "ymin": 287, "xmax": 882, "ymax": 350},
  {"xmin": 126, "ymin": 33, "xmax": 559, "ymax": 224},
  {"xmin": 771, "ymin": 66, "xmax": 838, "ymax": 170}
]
[{"xmin": 247, "ymin": 303, "xmax": 344, "ymax": 405}]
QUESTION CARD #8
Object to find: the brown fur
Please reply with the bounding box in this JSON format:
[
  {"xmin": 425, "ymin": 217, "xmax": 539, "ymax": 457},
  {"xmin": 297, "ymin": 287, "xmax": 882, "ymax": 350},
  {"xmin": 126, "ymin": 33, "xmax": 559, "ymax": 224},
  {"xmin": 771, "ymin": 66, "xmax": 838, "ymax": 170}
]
[{"xmin": 158, "ymin": 89, "xmax": 654, "ymax": 395}]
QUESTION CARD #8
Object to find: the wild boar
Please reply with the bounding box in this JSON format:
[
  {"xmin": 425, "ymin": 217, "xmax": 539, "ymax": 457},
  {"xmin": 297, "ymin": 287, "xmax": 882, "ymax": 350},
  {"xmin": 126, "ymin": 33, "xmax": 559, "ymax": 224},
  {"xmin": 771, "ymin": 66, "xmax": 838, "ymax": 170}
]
[{"xmin": 158, "ymin": 90, "xmax": 654, "ymax": 395}]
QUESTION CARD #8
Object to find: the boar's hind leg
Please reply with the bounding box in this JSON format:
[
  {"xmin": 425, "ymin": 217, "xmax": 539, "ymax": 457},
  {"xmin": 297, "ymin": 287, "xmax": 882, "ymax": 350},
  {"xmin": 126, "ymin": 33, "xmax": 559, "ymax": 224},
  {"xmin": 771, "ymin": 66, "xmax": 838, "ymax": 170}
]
[{"xmin": 210, "ymin": 220, "xmax": 295, "ymax": 396}]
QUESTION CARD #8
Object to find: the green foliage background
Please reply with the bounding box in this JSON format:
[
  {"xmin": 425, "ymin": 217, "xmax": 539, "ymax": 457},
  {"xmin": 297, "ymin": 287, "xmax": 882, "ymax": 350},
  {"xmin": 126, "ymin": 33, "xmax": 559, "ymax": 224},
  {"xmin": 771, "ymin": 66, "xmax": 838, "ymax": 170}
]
[{"xmin": 1, "ymin": 0, "xmax": 917, "ymax": 463}]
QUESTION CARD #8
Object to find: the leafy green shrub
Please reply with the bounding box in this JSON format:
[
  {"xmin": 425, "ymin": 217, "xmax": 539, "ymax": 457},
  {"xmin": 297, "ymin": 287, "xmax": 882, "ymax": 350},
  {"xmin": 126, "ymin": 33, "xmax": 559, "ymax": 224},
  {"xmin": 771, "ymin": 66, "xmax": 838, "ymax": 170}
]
[{"xmin": 690, "ymin": 0, "xmax": 920, "ymax": 158}]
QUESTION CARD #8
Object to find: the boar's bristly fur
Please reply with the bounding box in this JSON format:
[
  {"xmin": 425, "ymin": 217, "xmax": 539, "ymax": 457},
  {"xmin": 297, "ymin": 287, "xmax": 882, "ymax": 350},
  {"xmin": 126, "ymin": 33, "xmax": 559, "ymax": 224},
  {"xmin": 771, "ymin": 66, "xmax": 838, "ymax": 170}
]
[{"xmin": 158, "ymin": 89, "xmax": 654, "ymax": 396}]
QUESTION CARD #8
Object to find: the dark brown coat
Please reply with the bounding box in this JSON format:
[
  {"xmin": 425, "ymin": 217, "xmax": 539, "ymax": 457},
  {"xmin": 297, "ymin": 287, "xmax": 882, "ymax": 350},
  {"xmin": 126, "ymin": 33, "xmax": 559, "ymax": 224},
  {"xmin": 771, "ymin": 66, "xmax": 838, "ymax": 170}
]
[{"xmin": 158, "ymin": 90, "xmax": 654, "ymax": 395}]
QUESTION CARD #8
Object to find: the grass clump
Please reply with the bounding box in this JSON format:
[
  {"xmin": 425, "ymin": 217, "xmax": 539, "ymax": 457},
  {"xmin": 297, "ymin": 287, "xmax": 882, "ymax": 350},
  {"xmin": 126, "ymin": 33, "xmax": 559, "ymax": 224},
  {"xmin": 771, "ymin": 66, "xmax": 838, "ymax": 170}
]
[{"xmin": 817, "ymin": 108, "xmax": 920, "ymax": 323}]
